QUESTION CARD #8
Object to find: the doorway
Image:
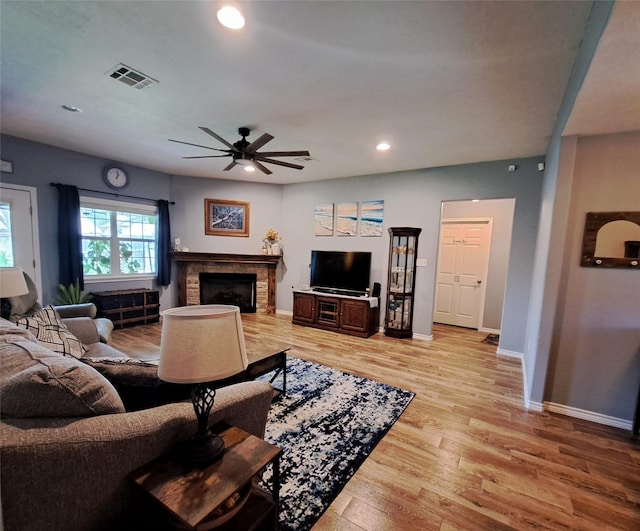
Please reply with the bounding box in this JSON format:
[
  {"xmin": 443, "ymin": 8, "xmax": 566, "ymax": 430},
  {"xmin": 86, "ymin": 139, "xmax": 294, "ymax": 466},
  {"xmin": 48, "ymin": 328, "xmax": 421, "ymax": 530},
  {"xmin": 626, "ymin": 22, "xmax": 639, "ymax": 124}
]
[
  {"xmin": 433, "ymin": 199, "xmax": 515, "ymax": 333},
  {"xmin": 434, "ymin": 218, "xmax": 493, "ymax": 329},
  {"xmin": 0, "ymin": 183, "xmax": 41, "ymax": 294}
]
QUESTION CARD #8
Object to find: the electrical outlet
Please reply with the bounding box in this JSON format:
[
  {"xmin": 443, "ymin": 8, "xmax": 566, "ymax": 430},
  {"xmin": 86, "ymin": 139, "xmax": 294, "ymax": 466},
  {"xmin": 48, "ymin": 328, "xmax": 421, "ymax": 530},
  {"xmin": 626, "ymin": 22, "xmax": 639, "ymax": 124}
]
[{"xmin": 416, "ymin": 258, "xmax": 427, "ymax": 267}]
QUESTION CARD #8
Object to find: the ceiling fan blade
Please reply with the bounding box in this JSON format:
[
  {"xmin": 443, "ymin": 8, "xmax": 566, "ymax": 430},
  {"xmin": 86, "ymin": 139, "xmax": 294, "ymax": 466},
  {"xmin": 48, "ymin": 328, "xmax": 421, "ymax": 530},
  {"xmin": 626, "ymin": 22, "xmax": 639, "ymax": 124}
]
[
  {"xmin": 257, "ymin": 150, "xmax": 310, "ymax": 158},
  {"xmin": 223, "ymin": 161, "xmax": 238, "ymax": 171},
  {"xmin": 168, "ymin": 138, "xmax": 230, "ymax": 153},
  {"xmin": 253, "ymin": 160, "xmax": 273, "ymax": 175},
  {"xmin": 182, "ymin": 154, "xmax": 232, "ymax": 159},
  {"xmin": 246, "ymin": 133, "xmax": 274, "ymax": 153},
  {"xmin": 259, "ymin": 158, "xmax": 305, "ymax": 170},
  {"xmin": 199, "ymin": 127, "xmax": 237, "ymax": 151}
]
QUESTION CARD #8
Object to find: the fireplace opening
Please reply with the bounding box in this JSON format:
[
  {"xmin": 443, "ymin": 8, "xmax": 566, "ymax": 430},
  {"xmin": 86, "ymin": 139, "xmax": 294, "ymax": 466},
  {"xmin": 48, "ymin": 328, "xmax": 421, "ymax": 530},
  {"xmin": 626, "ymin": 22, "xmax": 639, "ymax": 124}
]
[{"xmin": 199, "ymin": 273, "xmax": 257, "ymax": 313}]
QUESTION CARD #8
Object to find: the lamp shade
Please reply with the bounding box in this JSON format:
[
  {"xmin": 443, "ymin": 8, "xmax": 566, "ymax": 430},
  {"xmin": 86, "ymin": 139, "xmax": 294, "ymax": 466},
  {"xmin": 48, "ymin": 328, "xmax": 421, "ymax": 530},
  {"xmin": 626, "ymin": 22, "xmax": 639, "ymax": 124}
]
[
  {"xmin": 158, "ymin": 305, "xmax": 248, "ymax": 384},
  {"xmin": 0, "ymin": 267, "xmax": 29, "ymax": 298}
]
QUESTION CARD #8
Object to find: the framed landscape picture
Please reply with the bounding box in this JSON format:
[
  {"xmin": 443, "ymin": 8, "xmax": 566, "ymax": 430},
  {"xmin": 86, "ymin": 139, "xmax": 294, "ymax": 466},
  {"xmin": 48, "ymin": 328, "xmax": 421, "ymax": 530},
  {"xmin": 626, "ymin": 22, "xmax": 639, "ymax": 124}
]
[{"xmin": 204, "ymin": 198, "xmax": 250, "ymax": 237}]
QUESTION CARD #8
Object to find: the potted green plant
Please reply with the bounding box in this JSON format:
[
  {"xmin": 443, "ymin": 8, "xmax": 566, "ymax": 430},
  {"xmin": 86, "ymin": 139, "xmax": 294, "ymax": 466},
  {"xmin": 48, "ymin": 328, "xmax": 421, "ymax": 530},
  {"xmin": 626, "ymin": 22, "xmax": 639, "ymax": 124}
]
[{"xmin": 55, "ymin": 278, "xmax": 93, "ymax": 305}]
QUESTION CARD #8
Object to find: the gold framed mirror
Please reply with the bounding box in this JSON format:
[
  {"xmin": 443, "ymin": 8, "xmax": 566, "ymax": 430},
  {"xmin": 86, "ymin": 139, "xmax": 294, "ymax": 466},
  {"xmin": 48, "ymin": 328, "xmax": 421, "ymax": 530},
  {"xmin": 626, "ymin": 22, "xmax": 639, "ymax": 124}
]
[{"xmin": 581, "ymin": 211, "xmax": 640, "ymax": 268}]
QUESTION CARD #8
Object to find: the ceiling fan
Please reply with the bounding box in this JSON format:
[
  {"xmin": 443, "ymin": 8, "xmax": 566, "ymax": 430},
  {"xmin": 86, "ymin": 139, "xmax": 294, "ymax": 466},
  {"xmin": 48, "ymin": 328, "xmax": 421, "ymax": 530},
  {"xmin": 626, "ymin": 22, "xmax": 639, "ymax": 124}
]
[{"xmin": 169, "ymin": 126, "xmax": 310, "ymax": 175}]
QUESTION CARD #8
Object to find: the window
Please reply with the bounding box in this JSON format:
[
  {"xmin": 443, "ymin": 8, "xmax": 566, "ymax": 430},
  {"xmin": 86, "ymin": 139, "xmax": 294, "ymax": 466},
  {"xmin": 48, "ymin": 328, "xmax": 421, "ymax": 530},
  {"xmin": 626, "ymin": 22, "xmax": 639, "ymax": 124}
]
[
  {"xmin": 0, "ymin": 202, "xmax": 14, "ymax": 266},
  {"xmin": 80, "ymin": 197, "xmax": 158, "ymax": 280}
]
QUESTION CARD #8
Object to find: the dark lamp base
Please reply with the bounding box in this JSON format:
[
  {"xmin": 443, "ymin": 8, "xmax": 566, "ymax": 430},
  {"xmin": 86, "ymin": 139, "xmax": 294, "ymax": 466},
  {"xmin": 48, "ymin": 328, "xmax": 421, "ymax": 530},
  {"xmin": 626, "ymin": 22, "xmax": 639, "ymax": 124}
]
[
  {"xmin": 1, "ymin": 298, "xmax": 12, "ymax": 321},
  {"xmin": 179, "ymin": 430, "xmax": 225, "ymax": 468}
]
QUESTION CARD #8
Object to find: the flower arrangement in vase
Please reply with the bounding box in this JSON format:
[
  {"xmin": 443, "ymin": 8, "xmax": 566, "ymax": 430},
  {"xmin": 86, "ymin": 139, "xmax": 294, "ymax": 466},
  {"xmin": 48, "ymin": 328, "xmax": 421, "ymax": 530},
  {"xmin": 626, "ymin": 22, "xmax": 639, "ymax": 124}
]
[{"xmin": 263, "ymin": 228, "xmax": 281, "ymax": 255}]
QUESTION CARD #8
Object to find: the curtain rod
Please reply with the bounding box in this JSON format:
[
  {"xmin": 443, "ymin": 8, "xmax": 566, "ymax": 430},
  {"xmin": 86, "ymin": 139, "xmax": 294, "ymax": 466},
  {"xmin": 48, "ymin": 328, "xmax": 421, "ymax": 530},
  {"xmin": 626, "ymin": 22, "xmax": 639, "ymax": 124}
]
[{"xmin": 50, "ymin": 183, "xmax": 175, "ymax": 204}]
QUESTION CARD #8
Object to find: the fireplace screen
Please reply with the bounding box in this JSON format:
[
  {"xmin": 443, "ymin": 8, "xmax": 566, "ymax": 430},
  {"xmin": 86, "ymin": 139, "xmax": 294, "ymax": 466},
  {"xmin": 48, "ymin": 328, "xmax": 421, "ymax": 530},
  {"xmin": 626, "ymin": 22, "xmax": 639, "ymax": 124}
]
[{"xmin": 199, "ymin": 273, "xmax": 257, "ymax": 313}]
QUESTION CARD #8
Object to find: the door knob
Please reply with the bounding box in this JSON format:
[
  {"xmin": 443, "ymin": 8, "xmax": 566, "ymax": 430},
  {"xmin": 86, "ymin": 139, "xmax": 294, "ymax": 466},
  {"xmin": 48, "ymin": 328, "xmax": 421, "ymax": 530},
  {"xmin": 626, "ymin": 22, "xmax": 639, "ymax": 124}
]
[{"xmin": 477, "ymin": 280, "xmax": 482, "ymax": 284}]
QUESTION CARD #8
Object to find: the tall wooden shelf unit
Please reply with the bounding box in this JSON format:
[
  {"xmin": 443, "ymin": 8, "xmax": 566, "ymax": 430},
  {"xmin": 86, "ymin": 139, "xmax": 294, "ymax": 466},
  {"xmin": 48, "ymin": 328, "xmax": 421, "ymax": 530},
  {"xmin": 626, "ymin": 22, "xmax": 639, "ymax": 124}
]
[{"xmin": 385, "ymin": 227, "xmax": 421, "ymax": 338}]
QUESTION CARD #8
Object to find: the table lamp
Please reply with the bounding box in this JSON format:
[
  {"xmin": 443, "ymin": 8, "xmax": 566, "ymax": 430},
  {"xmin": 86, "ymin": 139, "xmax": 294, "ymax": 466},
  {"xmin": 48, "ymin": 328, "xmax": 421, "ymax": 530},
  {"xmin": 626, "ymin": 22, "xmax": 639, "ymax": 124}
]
[
  {"xmin": 158, "ymin": 305, "xmax": 248, "ymax": 466},
  {"xmin": 0, "ymin": 267, "xmax": 29, "ymax": 320}
]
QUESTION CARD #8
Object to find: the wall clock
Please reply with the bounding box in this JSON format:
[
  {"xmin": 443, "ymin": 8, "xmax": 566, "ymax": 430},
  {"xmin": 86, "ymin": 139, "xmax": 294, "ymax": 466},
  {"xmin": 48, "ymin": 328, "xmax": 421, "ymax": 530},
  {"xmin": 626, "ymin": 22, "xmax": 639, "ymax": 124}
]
[{"xmin": 103, "ymin": 166, "xmax": 128, "ymax": 189}]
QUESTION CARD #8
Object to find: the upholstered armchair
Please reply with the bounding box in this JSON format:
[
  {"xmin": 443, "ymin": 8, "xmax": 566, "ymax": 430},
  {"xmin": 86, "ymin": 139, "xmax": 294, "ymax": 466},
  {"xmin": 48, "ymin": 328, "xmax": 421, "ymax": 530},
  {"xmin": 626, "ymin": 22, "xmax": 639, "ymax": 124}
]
[{"xmin": 6, "ymin": 273, "xmax": 113, "ymax": 343}]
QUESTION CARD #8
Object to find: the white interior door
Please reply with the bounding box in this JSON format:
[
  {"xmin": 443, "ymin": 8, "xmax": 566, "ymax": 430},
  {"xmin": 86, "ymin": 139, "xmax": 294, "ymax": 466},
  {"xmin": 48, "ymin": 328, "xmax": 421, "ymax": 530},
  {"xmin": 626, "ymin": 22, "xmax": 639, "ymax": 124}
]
[
  {"xmin": 434, "ymin": 218, "xmax": 492, "ymax": 329},
  {"xmin": 0, "ymin": 184, "xmax": 41, "ymax": 291}
]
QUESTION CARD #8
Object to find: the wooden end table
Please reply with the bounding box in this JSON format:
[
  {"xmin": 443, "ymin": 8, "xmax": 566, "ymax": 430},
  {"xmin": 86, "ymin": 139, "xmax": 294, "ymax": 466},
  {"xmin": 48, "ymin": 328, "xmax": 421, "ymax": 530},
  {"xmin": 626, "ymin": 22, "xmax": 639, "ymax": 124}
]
[{"xmin": 130, "ymin": 424, "xmax": 281, "ymax": 530}]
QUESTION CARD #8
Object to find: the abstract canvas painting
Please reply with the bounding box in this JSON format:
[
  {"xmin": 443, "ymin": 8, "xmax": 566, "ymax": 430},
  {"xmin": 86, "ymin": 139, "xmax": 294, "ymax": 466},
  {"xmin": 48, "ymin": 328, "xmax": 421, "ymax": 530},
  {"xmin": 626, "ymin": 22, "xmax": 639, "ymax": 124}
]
[
  {"xmin": 336, "ymin": 202, "xmax": 358, "ymax": 236},
  {"xmin": 360, "ymin": 200, "xmax": 384, "ymax": 236},
  {"xmin": 314, "ymin": 203, "xmax": 334, "ymax": 236}
]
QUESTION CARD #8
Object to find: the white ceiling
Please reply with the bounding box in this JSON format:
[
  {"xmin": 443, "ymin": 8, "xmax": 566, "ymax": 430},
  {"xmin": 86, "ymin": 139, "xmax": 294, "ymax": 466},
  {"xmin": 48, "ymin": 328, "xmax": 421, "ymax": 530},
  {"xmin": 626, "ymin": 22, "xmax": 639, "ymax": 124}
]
[
  {"xmin": 563, "ymin": 1, "xmax": 640, "ymax": 137},
  {"xmin": 0, "ymin": 1, "xmax": 635, "ymax": 185}
]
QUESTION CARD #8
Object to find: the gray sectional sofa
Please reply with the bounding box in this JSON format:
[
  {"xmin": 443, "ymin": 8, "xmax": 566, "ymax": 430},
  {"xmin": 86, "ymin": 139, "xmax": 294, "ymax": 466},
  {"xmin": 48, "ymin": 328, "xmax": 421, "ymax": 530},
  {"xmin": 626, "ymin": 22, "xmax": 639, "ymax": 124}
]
[{"xmin": 0, "ymin": 317, "xmax": 274, "ymax": 531}]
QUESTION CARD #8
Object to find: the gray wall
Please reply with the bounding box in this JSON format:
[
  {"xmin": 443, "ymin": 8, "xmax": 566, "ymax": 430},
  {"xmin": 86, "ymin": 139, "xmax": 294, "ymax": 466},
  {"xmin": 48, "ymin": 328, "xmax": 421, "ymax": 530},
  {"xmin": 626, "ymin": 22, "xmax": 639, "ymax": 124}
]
[
  {"xmin": 0, "ymin": 135, "xmax": 172, "ymax": 306},
  {"xmin": 279, "ymin": 158, "xmax": 543, "ymax": 351},
  {"xmin": 441, "ymin": 198, "xmax": 515, "ymax": 332},
  {"xmin": 169, "ymin": 175, "xmax": 283, "ymax": 259},
  {"xmin": 525, "ymin": 0, "xmax": 615, "ymax": 408},
  {"xmin": 1, "ymin": 0, "xmax": 633, "ymax": 426},
  {"xmin": 547, "ymin": 131, "xmax": 640, "ymax": 420},
  {"xmin": 1, "ymin": 134, "xmax": 543, "ymax": 355}
]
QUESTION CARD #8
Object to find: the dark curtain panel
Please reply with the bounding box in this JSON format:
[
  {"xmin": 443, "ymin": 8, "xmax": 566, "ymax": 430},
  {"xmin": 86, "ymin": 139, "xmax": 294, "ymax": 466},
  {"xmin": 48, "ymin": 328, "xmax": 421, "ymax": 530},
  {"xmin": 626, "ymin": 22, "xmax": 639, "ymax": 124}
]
[
  {"xmin": 157, "ymin": 199, "xmax": 172, "ymax": 286},
  {"xmin": 57, "ymin": 184, "xmax": 84, "ymax": 289}
]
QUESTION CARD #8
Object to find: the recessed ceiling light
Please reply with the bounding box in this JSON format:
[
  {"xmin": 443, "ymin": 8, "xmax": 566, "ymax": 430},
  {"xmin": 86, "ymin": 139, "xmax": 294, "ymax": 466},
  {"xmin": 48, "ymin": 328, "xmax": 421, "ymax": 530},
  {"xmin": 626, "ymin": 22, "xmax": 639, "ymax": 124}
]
[
  {"xmin": 376, "ymin": 142, "xmax": 390, "ymax": 151},
  {"xmin": 62, "ymin": 105, "xmax": 83, "ymax": 113},
  {"xmin": 217, "ymin": 6, "xmax": 245, "ymax": 29},
  {"xmin": 471, "ymin": 199, "xmax": 480, "ymax": 203}
]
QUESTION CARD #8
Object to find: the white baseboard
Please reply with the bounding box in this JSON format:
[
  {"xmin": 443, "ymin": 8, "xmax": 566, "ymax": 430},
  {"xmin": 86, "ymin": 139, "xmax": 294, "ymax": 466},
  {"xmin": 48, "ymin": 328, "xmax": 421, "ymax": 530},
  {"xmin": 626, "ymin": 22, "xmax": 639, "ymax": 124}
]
[
  {"xmin": 495, "ymin": 348, "xmax": 530, "ymax": 409},
  {"xmin": 479, "ymin": 327, "xmax": 500, "ymax": 334},
  {"xmin": 373, "ymin": 327, "xmax": 432, "ymax": 340},
  {"xmin": 496, "ymin": 347, "xmax": 522, "ymax": 360},
  {"xmin": 543, "ymin": 401, "xmax": 633, "ymax": 431},
  {"xmin": 276, "ymin": 313, "xmax": 633, "ymax": 431},
  {"xmin": 528, "ymin": 400, "xmax": 544, "ymax": 412}
]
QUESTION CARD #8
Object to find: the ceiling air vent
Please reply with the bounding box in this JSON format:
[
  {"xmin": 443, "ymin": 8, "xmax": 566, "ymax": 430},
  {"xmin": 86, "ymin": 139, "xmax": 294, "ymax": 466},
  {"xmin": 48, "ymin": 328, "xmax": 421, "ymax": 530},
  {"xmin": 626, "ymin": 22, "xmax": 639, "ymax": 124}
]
[{"xmin": 107, "ymin": 64, "xmax": 158, "ymax": 90}]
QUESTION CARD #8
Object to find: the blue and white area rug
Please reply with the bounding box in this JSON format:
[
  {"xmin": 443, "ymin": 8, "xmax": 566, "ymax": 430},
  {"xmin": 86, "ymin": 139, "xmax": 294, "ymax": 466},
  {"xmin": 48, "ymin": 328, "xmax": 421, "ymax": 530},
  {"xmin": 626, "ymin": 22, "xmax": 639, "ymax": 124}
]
[{"xmin": 259, "ymin": 356, "xmax": 415, "ymax": 531}]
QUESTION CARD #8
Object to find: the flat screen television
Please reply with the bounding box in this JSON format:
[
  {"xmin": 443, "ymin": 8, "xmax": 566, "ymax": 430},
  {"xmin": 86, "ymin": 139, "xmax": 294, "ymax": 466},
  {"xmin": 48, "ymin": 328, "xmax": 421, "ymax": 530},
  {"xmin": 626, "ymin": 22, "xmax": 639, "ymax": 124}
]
[{"xmin": 310, "ymin": 250, "xmax": 372, "ymax": 295}]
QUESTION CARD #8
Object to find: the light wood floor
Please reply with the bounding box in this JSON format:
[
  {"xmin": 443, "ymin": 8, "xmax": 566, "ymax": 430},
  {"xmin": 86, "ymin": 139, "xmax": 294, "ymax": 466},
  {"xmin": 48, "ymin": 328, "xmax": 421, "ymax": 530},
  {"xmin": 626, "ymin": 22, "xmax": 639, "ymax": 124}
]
[{"xmin": 110, "ymin": 313, "xmax": 640, "ymax": 530}]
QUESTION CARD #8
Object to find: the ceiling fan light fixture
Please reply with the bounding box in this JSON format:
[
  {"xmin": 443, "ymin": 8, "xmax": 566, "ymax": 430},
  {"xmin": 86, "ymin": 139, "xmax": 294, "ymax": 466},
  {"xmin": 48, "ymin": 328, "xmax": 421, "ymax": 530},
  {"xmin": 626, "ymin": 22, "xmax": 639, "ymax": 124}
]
[
  {"xmin": 217, "ymin": 6, "xmax": 245, "ymax": 29},
  {"xmin": 172, "ymin": 126, "xmax": 309, "ymax": 176},
  {"xmin": 244, "ymin": 165, "xmax": 256, "ymax": 172},
  {"xmin": 235, "ymin": 155, "xmax": 253, "ymax": 166}
]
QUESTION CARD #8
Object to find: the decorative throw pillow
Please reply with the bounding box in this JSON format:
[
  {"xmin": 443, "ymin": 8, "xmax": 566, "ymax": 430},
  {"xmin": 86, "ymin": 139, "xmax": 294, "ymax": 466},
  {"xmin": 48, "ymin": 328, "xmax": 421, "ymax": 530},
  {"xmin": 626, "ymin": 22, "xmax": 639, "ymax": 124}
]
[
  {"xmin": 0, "ymin": 339, "xmax": 125, "ymax": 418},
  {"xmin": 15, "ymin": 305, "xmax": 86, "ymax": 359},
  {"xmin": 81, "ymin": 357, "xmax": 161, "ymax": 387}
]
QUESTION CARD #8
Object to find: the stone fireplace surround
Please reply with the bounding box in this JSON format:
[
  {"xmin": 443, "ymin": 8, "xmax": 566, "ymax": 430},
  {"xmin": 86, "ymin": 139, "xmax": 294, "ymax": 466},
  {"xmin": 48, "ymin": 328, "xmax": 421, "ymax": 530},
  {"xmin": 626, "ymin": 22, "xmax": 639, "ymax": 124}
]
[{"xmin": 171, "ymin": 252, "xmax": 281, "ymax": 314}]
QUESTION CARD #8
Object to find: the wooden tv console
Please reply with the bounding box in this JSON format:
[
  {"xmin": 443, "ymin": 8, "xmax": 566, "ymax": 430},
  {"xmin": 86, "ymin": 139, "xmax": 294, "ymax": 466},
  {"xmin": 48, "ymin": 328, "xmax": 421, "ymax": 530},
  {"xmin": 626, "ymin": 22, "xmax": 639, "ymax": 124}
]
[{"xmin": 292, "ymin": 290, "xmax": 380, "ymax": 338}]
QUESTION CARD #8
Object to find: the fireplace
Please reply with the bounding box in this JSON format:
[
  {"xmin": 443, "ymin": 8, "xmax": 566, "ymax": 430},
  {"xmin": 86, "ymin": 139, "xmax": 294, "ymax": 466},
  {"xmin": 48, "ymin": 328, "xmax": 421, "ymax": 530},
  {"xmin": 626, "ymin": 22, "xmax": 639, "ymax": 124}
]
[
  {"xmin": 200, "ymin": 273, "xmax": 257, "ymax": 313},
  {"xmin": 171, "ymin": 252, "xmax": 281, "ymax": 314}
]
